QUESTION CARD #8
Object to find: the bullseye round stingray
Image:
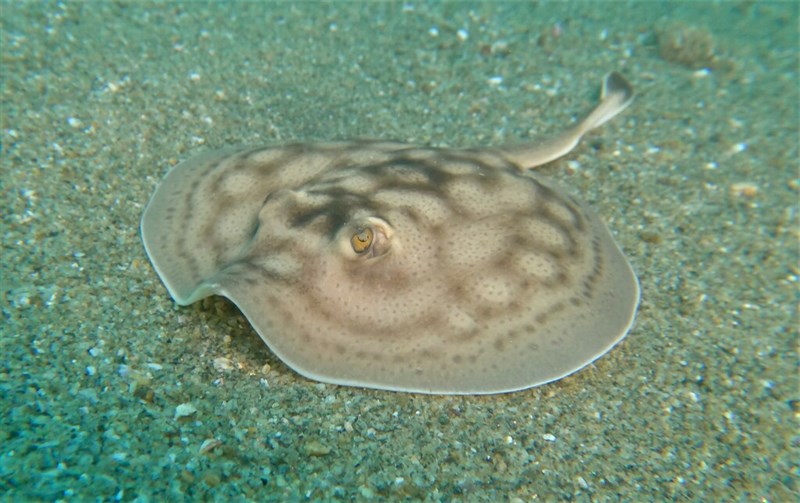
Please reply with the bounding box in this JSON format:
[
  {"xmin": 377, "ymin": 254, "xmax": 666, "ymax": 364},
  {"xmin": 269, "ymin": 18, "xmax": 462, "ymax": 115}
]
[{"xmin": 141, "ymin": 72, "xmax": 640, "ymax": 394}]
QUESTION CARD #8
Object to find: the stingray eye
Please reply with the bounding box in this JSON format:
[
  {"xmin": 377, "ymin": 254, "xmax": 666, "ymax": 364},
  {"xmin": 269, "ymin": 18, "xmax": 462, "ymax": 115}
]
[{"xmin": 350, "ymin": 227, "xmax": 374, "ymax": 254}]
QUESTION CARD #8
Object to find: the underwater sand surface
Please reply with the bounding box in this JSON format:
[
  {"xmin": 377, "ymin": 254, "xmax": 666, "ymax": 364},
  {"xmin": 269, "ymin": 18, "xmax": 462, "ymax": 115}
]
[{"xmin": 1, "ymin": 2, "xmax": 797, "ymax": 500}]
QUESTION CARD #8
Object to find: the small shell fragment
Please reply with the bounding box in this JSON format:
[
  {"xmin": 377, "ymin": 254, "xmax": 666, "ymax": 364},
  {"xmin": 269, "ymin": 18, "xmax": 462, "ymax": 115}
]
[
  {"xmin": 199, "ymin": 438, "xmax": 223, "ymax": 454},
  {"xmin": 174, "ymin": 403, "xmax": 198, "ymax": 419}
]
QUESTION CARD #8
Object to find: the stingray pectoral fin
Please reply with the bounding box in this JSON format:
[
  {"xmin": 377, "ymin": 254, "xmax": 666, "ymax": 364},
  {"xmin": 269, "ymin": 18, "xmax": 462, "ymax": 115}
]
[{"xmin": 500, "ymin": 72, "xmax": 635, "ymax": 169}]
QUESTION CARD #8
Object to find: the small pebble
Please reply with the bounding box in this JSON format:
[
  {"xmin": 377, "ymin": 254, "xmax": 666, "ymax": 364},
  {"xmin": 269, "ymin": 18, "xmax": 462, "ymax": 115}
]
[
  {"xmin": 180, "ymin": 470, "xmax": 195, "ymax": 483},
  {"xmin": 213, "ymin": 357, "xmax": 234, "ymax": 371},
  {"xmin": 304, "ymin": 439, "xmax": 331, "ymax": 456},
  {"xmin": 203, "ymin": 471, "xmax": 221, "ymax": 487},
  {"xmin": 174, "ymin": 403, "xmax": 198, "ymax": 419},
  {"xmin": 729, "ymin": 182, "xmax": 758, "ymax": 198},
  {"xmin": 110, "ymin": 452, "xmax": 127, "ymax": 462}
]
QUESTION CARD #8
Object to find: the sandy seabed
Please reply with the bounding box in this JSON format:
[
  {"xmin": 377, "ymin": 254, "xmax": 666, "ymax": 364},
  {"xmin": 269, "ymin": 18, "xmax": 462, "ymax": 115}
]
[{"xmin": 1, "ymin": 2, "xmax": 797, "ymax": 501}]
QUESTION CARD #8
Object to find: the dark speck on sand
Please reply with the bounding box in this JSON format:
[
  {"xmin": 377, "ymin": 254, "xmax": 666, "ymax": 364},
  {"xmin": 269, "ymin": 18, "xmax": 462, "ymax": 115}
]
[{"xmin": 1, "ymin": 2, "xmax": 797, "ymax": 501}]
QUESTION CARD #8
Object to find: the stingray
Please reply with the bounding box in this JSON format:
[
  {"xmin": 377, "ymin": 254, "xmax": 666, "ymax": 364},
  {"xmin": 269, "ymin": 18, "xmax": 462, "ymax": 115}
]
[{"xmin": 141, "ymin": 72, "xmax": 639, "ymax": 394}]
